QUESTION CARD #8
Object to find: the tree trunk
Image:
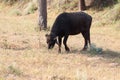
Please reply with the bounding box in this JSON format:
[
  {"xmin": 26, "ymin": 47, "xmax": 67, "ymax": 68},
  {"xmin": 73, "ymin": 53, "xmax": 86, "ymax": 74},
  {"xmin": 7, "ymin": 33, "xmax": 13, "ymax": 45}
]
[
  {"xmin": 38, "ymin": 0, "xmax": 47, "ymax": 30},
  {"xmin": 79, "ymin": 0, "xmax": 86, "ymax": 11}
]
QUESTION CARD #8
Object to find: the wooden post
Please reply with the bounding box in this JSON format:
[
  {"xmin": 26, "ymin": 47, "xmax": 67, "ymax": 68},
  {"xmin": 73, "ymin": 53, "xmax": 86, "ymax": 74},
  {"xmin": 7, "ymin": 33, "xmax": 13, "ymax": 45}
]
[
  {"xmin": 38, "ymin": 0, "xmax": 47, "ymax": 30},
  {"xmin": 79, "ymin": 0, "xmax": 86, "ymax": 11}
]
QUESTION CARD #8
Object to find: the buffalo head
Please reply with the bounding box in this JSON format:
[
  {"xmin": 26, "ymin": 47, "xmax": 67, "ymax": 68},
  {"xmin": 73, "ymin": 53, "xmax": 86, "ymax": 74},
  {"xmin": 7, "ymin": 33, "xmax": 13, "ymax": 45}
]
[{"xmin": 45, "ymin": 34, "xmax": 58, "ymax": 49}]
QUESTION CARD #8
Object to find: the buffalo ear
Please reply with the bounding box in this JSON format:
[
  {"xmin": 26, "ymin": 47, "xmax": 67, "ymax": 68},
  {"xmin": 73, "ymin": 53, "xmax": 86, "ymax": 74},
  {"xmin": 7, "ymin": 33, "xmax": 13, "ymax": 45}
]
[{"xmin": 45, "ymin": 34, "xmax": 49, "ymax": 37}]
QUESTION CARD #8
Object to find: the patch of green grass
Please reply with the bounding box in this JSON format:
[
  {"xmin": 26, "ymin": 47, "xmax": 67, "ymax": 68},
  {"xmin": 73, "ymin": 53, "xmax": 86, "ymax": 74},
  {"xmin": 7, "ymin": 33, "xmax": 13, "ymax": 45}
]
[
  {"xmin": 8, "ymin": 65, "xmax": 22, "ymax": 76},
  {"xmin": 23, "ymin": 1, "xmax": 37, "ymax": 15},
  {"xmin": 9, "ymin": 9, "xmax": 22, "ymax": 16},
  {"xmin": 89, "ymin": 43, "xmax": 103, "ymax": 54}
]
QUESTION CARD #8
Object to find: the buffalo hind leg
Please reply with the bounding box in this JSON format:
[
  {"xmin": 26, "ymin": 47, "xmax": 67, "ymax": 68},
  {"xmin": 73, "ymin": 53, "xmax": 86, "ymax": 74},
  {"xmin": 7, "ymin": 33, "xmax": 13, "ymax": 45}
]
[
  {"xmin": 88, "ymin": 30, "xmax": 91, "ymax": 47},
  {"xmin": 82, "ymin": 31, "xmax": 88, "ymax": 50},
  {"xmin": 63, "ymin": 35, "xmax": 70, "ymax": 52}
]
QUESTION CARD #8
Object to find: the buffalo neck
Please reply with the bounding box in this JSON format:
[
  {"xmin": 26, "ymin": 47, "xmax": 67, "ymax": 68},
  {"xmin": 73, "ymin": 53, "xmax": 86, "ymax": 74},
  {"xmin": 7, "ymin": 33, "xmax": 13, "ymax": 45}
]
[
  {"xmin": 50, "ymin": 25, "xmax": 59, "ymax": 38},
  {"xmin": 50, "ymin": 31, "xmax": 57, "ymax": 39}
]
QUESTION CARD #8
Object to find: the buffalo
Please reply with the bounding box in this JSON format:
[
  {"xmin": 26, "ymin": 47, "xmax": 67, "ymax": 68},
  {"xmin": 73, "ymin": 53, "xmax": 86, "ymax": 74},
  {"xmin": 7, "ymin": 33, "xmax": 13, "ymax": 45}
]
[{"xmin": 45, "ymin": 12, "xmax": 92, "ymax": 53}]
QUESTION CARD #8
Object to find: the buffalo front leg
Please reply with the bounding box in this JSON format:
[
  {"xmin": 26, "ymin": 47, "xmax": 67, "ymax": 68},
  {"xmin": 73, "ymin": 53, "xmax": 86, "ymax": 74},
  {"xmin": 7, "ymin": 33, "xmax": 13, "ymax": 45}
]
[
  {"xmin": 63, "ymin": 35, "xmax": 70, "ymax": 52},
  {"xmin": 58, "ymin": 36, "xmax": 62, "ymax": 53}
]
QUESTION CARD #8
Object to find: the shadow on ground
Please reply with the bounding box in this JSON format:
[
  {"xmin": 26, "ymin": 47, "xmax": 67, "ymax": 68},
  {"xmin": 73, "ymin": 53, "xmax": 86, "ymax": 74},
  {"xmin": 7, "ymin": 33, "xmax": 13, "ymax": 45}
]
[{"xmin": 80, "ymin": 49, "xmax": 120, "ymax": 64}]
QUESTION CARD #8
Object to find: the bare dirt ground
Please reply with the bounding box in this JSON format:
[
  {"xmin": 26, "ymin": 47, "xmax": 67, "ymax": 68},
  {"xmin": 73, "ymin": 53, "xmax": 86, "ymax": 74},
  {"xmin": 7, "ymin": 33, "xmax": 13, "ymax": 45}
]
[{"xmin": 0, "ymin": 11, "xmax": 120, "ymax": 80}]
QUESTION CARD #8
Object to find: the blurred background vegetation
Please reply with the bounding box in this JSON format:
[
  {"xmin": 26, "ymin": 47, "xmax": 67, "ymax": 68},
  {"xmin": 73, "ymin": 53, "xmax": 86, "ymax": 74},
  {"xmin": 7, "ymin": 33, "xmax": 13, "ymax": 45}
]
[{"xmin": 0, "ymin": 0, "xmax": 119, "ymax": 23}]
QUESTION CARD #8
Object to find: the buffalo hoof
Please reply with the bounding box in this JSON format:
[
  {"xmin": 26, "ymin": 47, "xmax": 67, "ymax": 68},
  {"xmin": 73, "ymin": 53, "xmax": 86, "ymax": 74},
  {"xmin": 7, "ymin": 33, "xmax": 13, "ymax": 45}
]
[
  {"xmin": 66, "ymin": 48, "xmax": 70, "ymax": 52},
  {"xmin": 65, "ymin": 47, "xmax": 70, "ymax": 51},
  {"xmin": 58, "ymin": 50, "xmax": 61, "ymax": 53},
  {"xmin": 66, "ymin": 50, "xmax": 70, "ymax": 53},
  {"xmin": 82, "ymin": 46, "xmax": 88, "ymax": 51}
]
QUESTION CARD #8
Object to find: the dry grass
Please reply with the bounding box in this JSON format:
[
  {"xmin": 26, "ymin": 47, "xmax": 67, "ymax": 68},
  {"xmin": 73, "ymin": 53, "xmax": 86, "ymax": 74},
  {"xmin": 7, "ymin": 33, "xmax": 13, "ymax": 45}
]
[{"xmin": 0, "ymin": 6, "xmax": 120, "ymax": 80}]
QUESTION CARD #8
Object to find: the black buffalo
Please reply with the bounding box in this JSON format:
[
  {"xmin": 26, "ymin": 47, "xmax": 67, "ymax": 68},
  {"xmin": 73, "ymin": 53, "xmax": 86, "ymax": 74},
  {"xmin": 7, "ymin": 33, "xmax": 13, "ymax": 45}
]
[{"xmin": 45, "ymin": 12, "xmax": 92, "ymax": 53}]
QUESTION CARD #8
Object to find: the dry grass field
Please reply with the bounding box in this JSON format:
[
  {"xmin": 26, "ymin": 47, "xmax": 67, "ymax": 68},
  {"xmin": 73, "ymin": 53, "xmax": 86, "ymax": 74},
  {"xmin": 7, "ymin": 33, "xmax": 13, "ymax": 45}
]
[{"xmin": 0, "ymin": 5, "xmax": 120, "ymax": 80}]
